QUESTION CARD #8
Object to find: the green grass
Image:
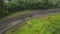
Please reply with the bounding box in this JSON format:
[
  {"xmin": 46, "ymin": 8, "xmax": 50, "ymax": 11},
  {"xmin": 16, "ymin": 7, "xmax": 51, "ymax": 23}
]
[{"xmin": 14, "ymin": 13, "xmax": 60, "ymax": 34}]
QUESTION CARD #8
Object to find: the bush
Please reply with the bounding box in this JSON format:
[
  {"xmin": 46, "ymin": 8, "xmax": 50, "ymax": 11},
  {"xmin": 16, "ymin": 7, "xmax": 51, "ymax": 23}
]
[{"xmin": 0, "ymin": 0, "xmax": 60, "ymax": 18}]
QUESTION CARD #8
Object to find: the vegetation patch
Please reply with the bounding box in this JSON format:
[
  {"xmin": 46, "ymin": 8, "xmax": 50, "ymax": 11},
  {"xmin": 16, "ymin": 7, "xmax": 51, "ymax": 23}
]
[
  {"xmin": 0, "ymin": 10, "xmax": 31, "ymax": 21},
  {"xmin": 13, "ymin": 13, "xmax": 60, "ymax": 34},
  {"xmin": 0, "ymin": 0, "xmax": 60, "ymax": 18}
]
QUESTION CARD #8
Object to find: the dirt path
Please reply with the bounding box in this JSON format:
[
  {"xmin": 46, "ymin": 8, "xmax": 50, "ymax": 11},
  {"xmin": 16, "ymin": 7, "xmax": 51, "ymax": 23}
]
[{"xmin": 0, "ymin": 9, "xmax": 60, "ymax": 34}]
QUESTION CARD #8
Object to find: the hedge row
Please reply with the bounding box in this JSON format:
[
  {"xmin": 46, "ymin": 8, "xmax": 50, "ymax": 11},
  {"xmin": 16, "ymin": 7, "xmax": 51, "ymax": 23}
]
[{"xmin": 0, "ymin": 0, "xmax": 60, "ymax": 18}]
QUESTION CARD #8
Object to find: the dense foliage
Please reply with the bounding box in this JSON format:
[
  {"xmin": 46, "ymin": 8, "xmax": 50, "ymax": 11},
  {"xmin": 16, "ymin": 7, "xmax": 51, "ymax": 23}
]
[{"xmin": 0, "ymin": 0, "xmax": 60, "ymax": 18}]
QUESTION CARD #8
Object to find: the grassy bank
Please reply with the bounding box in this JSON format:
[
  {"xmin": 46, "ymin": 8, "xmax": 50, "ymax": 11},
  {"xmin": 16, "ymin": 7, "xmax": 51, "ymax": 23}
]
[
  {"xmin": 0, "ymin": 10, "xmax": 31, "ymax": 21},
  {"xmin": 11, "ymin": 13, "xmax": 60, "ymax": 34}
]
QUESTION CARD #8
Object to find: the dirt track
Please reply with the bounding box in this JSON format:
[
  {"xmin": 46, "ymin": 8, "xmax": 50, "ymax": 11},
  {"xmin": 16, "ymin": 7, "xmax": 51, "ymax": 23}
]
[{"xmin": 0, "ymin": 9, "xmax": 60, "ymax": 34}]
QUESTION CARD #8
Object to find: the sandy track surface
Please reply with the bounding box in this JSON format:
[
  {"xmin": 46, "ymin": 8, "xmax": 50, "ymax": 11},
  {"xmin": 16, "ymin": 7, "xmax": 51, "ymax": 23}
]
[{"xmin": 0, "ymin": 9, "xmax": 60, "ymax": 34}]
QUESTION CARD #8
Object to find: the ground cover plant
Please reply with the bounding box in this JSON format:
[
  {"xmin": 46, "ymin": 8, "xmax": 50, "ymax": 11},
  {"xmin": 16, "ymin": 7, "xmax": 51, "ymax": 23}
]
[
  {"xmin": 0, "ymin": 0, "xmax": 60, "ymax": 18},
  {"xmin": 13, "ymin": 13, "xmax": 60, "ymax": 34}
]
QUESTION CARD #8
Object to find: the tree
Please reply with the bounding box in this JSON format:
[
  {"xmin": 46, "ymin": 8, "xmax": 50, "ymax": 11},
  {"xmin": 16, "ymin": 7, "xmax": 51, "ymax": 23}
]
[{"xmin": 0, "ymin": 0, "xmax": 3, "ymax": 7}]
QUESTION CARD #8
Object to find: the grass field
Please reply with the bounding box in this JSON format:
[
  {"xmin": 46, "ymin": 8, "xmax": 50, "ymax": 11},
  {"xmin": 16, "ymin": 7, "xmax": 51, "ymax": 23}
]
[
  {"xmin": 5, "ymin": 13, "xmax": 60, "ymax": 34},
  {"xmin": 13, "ymin": 13, "xmax": 60, "ymax": 34}
]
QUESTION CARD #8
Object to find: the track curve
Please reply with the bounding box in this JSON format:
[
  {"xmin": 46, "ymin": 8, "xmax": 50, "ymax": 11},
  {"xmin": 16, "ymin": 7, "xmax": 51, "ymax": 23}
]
[{"xmin": 0, "ymin": 9, "xmax": 60, "ymax": 34}]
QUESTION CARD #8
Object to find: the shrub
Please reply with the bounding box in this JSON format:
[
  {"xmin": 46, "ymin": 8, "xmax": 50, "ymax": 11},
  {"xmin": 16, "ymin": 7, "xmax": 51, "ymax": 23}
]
[{"xmin": 0, "ymin": 0, "xmax": 60, "ymax": 18}]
